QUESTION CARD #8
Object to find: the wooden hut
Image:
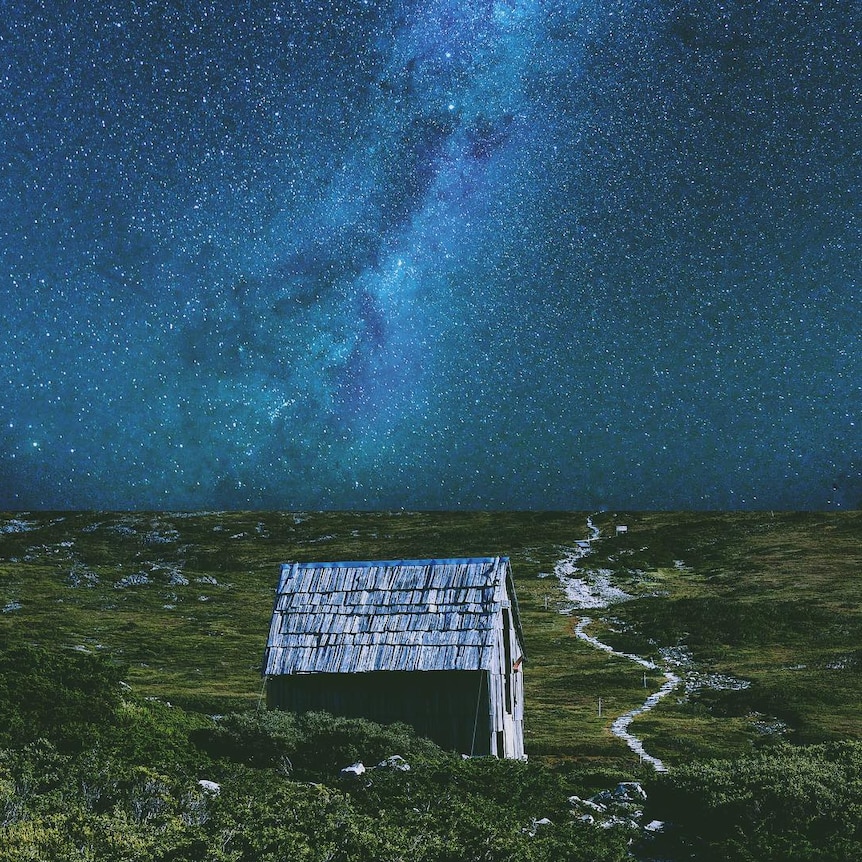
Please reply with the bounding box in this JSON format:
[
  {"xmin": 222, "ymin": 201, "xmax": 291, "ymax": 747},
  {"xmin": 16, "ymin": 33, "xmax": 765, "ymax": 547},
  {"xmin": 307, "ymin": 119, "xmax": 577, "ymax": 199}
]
[{"xmin": 263, "ymin": 557, "xmax": 526, "ymax": 758}]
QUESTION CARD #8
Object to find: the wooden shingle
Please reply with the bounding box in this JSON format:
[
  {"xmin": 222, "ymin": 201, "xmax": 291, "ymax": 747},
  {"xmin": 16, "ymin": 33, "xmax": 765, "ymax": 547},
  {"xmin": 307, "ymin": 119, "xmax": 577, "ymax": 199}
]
[{"xmin": 264, "ymin": 557, "xmax": 523, "ymax": 676}]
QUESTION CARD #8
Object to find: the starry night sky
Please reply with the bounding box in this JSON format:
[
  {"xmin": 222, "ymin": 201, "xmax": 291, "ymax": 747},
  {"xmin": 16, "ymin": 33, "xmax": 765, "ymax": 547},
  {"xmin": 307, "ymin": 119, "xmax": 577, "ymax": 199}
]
[{"xmin": 1, "ymin": 0, "xmax": 859, "ymax": 510}]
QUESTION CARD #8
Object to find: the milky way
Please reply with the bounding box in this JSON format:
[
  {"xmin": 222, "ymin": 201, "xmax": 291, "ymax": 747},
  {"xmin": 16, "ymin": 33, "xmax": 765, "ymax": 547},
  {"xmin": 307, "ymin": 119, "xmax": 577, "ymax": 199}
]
[{"xmin": 1, "ymin": 0, "xmax": 859, "ymax": 510}]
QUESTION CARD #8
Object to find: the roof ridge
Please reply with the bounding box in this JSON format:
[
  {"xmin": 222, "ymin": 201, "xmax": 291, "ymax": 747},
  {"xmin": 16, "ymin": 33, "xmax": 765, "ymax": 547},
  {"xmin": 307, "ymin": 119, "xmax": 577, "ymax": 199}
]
[{"xmin": 284, "ymin": 557, "xmax": 506, "ymax": 569}]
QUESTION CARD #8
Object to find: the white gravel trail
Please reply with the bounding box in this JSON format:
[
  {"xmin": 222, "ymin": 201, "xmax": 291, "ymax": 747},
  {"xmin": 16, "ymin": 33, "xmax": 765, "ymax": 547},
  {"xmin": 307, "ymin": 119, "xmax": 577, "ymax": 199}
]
[{"xmin": 556, "ymin": 518, "xmax": 681, "ymax": 772}]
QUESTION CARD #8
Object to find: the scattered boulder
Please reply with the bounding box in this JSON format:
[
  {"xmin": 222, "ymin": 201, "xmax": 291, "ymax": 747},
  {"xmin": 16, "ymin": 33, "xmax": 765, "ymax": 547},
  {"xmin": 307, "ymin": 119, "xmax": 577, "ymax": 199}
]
[
  {"xmin": 340, "ymin": 762, "xmax": 366, "ymax": 779},
  {"xmin": 569, "ymin": 782, "xmax": 653, "ymax": 833},
  {"xmin": 523, "ymin": 817, "xmax": 553, "ymax": 837},
  {"xmin": 600, "ymin": 815, "xmax": 640, "ymax": 830},
  {"xmin": 377, "ymin": 755, "xmax": 410, "ymax": 772},
  {"xmin": 612, "ymin": 781, "xmax": 647, "ymax": 802},
  {"xmin": 569, "ymin": 796, "xmax": 607, "ymax": 814},
  {"xmin": 114, "ymin": 573, "xmax": 151, "ymax": 589},
  {"xmin": 198, "ymin": 780, "xmax": 221, "ymax": 795},
  {"xmin": 591, "ymin": 781, "xmax": 646, "ymax": 806},
  {"xmin": 66, "ymin": 564, "xmax": 99, "ymax": 588}
]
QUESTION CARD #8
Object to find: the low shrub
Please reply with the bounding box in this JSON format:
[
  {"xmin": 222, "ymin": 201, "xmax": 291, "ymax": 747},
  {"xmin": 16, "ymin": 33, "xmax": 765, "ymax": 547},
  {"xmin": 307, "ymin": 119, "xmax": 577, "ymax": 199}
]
[
  {"xmin": 0, "ymin": 643, "xmax": 126, "ymax": 751},
  {"xmin": 192, "ymin": 708, "xmax": 445, "ymax": 775},
  {"xmin": 643, "ymin": 741, "xmax": 862, "ymax": 861}
]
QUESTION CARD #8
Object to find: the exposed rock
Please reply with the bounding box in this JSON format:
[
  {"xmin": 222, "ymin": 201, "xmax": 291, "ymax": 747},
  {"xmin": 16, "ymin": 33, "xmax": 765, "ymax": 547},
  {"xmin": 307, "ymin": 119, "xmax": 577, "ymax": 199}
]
[
  {"xmin": 825, "ymin": 654, "xmax": 858, "ymax": 670},
  {"xmin": 144, "ymin": 528, "xmax": 180, "ymax": 544},
  {"xmin": 523, "ymin": 817, "xmax": 553, "ymax": 837},
  {"xmin": 1, "ymin": 518, "xmax": 38, "ymax": 533},
  {"xmin": 114, "ymin": 573, "xmax": 151, "ymax": 589},
  {"xmin": 600, "ymin": 815, "xmax": 640, "ymax": 830},
  {"xmin": 377, "ymin": 755, "xmax": 410, "ymax": 771},
  {"xmin": 2, "ymin": 601, "xmax": 22, "ymax": 613},
  {"xmin": 750, "ymin": 713, "xmax": 790, "ymax": 736},
  {"xmin": 569, "ymin": 796, "xmax": 607, "ymax": 814},
  {"xmin": 611, "ymin": 781, "xmax": 647, "ymax": 802},
  {"xmin": 571, "ymin": 782, "xmax": 657, "ymax": 834},
  {"xmin": 67, "ymin": 564, "xmax": 99, "ymax": 588},
  {"xmin": 198, "ymin": 780, "xmax": 221, "ymax": 795},
  {"xmin": 340, "ymin": 762, "xmax": 366, "ymax": 779}
]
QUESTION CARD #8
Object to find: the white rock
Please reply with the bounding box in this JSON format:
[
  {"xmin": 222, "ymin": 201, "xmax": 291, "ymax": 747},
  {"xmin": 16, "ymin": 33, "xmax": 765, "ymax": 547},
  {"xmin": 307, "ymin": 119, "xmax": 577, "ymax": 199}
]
[
  {"xmin": 198, "ymin": 780, "xmax": 221, "ymax": 795},
  {"xmin": 600, "ymin": 815, "xmax": 639, "ymax": 830},
  {"xmin": 644, "ymin": 820, "xmax": 666, "ymax": 833},
  {"xmin": 613, "ymin": 781, "xmax": 647, "ymax": 802},
  {"xmin": 523, "ymin": 817, "xmax": 553, "ymax": 837},
  {"xmin": 377, "ymin": 755, "xmax": 410, "ymax": 771},
  {"xmin": 340, "ymin": 762, "xmax": 366, "ymax": 778}
]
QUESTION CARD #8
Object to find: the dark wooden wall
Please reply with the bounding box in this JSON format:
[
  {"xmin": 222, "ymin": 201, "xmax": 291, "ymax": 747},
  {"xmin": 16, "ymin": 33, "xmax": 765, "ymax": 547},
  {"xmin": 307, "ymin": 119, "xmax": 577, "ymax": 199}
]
[{"xmin": 267, "ymin": 670, "xmax": 491, "ymax": 755}]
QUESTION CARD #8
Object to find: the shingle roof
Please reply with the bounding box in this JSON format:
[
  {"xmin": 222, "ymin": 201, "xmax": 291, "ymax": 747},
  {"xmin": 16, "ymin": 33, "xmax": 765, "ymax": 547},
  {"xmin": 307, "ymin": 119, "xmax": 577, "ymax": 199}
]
[{"xmin": 264, "ymin": 557, "xmax": 522, "ymax": 675}]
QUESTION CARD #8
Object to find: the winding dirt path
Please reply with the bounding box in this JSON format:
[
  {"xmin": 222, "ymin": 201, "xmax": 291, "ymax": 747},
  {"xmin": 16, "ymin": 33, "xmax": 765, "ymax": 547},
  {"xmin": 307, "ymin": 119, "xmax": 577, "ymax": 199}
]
[
  {"xmin": 574, "ymin": 618, "xmax": 679, "ymax": 772},
  {"xmin": 557, "ymin": 517, "xmax": 681, "ymax": 772}
]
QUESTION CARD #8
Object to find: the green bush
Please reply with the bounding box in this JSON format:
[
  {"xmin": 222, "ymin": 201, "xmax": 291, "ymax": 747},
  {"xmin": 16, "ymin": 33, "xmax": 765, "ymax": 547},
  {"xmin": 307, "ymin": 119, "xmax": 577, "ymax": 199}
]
[
  {"xmin": 644, "ymin": 741, "xmax": 862, "ymax": 861},
  {"xmin": 0, "ymin": 745, "xmax": 633, "ymax": 862},
  {"xmin": 192, "ymin": 709, "xmax": 445, "ymax": 775},
  {"xmin": 104, "ymin": 698, "xmax": 215, "ymax": 773},
  {"xmin": 189, "ymin": 709, "xmax": 301, "ymax": 768},
  {"xmin": 0, "ymin": 643, "xmax": 126, "ymax": 751},
  {"xmin": 290, "ymin": 710, "xmax": 445, "ymax": 774}
]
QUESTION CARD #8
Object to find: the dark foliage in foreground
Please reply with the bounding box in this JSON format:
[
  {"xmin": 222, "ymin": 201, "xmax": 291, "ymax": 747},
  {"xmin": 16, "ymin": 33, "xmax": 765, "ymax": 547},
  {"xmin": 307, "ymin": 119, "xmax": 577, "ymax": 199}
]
[
  {"xmin": 643, "ymin": 742, "xmax": 862, "ymax": 861},
  {"xmin": 0, "ymin": 642, "xmax": 126, "ymax": 751},
  {"xmin": 190, "ymin": 708, "xmax": 445, "ymax": 775},
  {"xmin": 0, "ymin": 645, "xmax": 630, "ymax": 861},
  {"xmin": 5, "ymin": 617, "xmax": 862, "ymax": 858}
]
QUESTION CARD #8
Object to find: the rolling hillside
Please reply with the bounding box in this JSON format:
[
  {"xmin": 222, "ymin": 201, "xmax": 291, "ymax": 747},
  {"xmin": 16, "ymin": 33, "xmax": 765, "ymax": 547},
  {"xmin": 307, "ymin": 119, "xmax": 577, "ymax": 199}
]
[{"xmin": 2, "ymin": 510, "xmax": 860, "ymax": 767}]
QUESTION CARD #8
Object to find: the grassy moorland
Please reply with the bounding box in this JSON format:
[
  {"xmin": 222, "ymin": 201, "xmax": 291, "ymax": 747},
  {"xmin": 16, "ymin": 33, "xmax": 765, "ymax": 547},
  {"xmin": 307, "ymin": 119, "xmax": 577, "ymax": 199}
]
[
  {"xmin": 0, "ymin": 511, "xmax": 598, "ymax": 714},
  {"xmin": 584, "ymin": 511, "xmax": 862, "ymax": 764},
  {"xmin": 0, "ymin": 510, "xmax": 658, "ymax": 770},
  {"xmin": 1, "ymin": 510, "xmax": 860, "ymax": 769},
  {"xmin": 2, "ymin": 510, "xmax": 862, "ymax": 861}
]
